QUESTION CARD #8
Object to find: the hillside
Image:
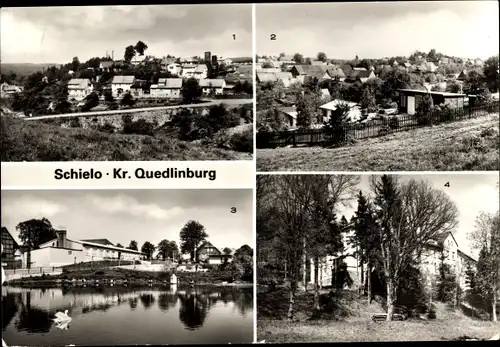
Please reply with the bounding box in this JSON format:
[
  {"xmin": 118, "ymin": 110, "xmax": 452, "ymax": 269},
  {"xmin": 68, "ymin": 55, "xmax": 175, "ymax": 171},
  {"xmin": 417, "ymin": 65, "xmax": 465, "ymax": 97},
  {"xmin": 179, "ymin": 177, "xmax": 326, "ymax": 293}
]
[
  {"xmin": 1, "ymin": 63, "xmax": 61, "ymax": 77},
  {"xmin": 257, "ymin": 114, "xmax": 500, "ymax": 171}
]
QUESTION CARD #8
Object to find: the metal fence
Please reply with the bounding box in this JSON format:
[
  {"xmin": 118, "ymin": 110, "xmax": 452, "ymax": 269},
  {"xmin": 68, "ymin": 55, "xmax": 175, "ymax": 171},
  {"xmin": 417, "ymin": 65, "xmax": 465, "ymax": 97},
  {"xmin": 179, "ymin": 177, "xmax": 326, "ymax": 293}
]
[
  {"xmin": 4, "ymin": 267, "xmax": 63, "ymax": 276},
  {"xmin": 256, "ymin": 101, "xmax": 500, "ymax": 148}
]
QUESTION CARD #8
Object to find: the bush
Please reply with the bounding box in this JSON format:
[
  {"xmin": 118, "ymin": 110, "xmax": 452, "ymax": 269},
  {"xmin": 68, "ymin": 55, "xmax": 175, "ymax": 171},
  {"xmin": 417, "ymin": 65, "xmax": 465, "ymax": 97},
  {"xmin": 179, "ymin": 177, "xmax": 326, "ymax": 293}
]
[
  {"xmin": 69, "ymin": 117, "xmax": 81, "ymax": 128},
  {"xmin": 229, "ymin": 128, "xmax": 253, "ymax": 153},
  {"xmin": 98, "ymin": 122, "xmax": 116, "ymax": 133},
  {"xmin": 388, "ymin": 116, "xmax": 399, "ymax": 130},
  {"xmin": 121, "ymin": 93, "xmax": 136, "ymax": 107}
]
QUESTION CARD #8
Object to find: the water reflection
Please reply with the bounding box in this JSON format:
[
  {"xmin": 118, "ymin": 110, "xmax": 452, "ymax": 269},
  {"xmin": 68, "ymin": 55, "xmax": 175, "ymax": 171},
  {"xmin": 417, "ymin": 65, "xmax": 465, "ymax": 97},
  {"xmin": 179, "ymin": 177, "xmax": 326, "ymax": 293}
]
[{"xmin": 2, "ymin": 285, "xmax": 253, "ymax": 345}]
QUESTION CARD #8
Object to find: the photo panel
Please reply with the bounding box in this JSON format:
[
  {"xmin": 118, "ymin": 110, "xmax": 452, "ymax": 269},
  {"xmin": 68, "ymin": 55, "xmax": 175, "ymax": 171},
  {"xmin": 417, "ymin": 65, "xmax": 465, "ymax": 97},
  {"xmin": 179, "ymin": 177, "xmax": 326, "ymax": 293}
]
[
  {"xmin": 1, "ymin": 4, "xmax": 254, "ymax": 162},
  {"xmin": 255, "ymin": 2, "xmax": 499, "ymax": 172},
  {"xmin": 256, "ymin": 172, "xmax": 499, "ymax": 342},
  {"xmin": 1, "ymin": 188, "xmax": 254, "ymax": 345}
]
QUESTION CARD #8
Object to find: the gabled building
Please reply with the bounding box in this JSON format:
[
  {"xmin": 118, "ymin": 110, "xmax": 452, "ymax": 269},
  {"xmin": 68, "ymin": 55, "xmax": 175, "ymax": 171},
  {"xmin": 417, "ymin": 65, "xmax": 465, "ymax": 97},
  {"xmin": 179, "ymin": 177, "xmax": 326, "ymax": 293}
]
[
  {"xmin": 67, "ymin": 78, "xmax": 93, "ymax": 101},
  {"xmin": 199, "ymin": 78, "xmax": 226, "ymax": 95},
  {"xmin": 130, "ymin": 79, "xmax": 149, "ymax": 98},
  {"xmin": 194, "ymin": 64, "xmax": 209, "ymax": 80},
  {"xmin": 22, "ymin": 228, "xmax": 145, "ymax": 268},
  {"xmin": 111, "ymin": 75, "xmax": 135, "ymax": 98},
  {"xmin": 290, "ymin": 65, "xmax": 332, "ymax": 83},
  {"xmin": 346, "ymin": 70, "xmax": 376, "ymax": 83},
  {"xmin": 99, "ymin": 60, "xmax": 114, "ymax": 72},
  {"xmin": 150, "ymin": 78, "xmax": 183, "ymax": 98},
  {"xmin": 1, "ymin": 227, "xmax": 21, "ymax": 269},
  {"xmin": 196, "ymin": 241, "xmax": 232, "ymax": 265}
]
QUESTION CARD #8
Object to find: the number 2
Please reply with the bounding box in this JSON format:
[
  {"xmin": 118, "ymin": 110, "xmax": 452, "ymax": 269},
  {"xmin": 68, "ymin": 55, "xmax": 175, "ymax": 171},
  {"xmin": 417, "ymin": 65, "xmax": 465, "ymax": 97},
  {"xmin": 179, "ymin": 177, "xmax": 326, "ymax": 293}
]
[{"xmin": 270, "ymin": 34, "xmax": 276, "ymax": 40}]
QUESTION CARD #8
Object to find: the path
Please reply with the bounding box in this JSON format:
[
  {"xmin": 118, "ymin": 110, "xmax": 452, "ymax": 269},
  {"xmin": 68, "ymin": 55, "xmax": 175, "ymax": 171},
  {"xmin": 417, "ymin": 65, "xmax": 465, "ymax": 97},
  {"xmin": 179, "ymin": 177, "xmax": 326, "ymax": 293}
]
[{"xmin": 23, "ymin": 98, "xmax": 253, "ymax": 121}]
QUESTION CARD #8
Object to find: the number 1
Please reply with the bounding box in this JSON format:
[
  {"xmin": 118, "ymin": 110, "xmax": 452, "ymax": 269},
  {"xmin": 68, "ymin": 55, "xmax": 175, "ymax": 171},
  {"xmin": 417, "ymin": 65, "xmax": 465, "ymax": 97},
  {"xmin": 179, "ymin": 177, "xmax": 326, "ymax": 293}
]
[{"xmin": 233, "ymin": 34, "xmax": 236, "ymax": 40}]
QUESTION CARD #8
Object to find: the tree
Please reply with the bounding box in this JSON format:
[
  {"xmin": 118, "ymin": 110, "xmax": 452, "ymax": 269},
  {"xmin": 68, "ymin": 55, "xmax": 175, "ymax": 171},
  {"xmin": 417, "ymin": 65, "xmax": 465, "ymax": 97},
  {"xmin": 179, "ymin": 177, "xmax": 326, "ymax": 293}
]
[
  {"xmin": 371, "ymin": 175, "xmax": 458, "ymax": 321},
  {"xmin": 71, "ymin": 57, "xmax": 80, "ymax": 72},
  {"xmin": 483, "ymin": 55, "xmax": 499, "ymax": 92},
  {"xmin": 182, "ymin": 78, "xmax": 202, "ymax": 104},
  {"xmin": 124, "ymin": 45, "xmax": 136, "ymax": 62},
  {"xmin": 141, "ymin": 241, "xmax": 156, "ymax": 260},
  {"xmin": 317, "ymin": 52, "xmax": 327, "ymax": 62},
  {"xmin": 296, "ymin": 90, "xmax": 322, "ymax": 129},
  {"xmin": 179, "ymin": 220, "xmax": 208, "ymax": 261},
  {"xmin": 360, "ymin": 87, "xmax": 377, "ymax": 111},
  {"xmin": 16, "ymin": 218, "xmax": 57, "ymax": 269},
  {"xmin": 293, "ymin": 53, "xmax": 304, "ymax": 64},
  {"xmin": 446, "ymin": 81, "xmax": 462, "ymax": 93},
  {"xmin": 323, "ymin": 101, "xmax": 352, "ymax": 145},
  {"xmin": 157, "ymin": 239, "xmax": 179, "ymax": 261},
  {"xmin": 121, "ymin": 92, "xmax": 135, "ymax": 107},
  {"xmin": 134, "ymin": 41, "xmax": 148, "ymax": 56},
  {"xmin": 468, "ymin": 211, "xmax": 500, "ymax": 321},
  {"xmin": 128, "ymin": 240, "xmax": 138, "ymax": 251},
  {"xmin": 82, "ymin": 92, "xmax": 99, "ymax": 112}
]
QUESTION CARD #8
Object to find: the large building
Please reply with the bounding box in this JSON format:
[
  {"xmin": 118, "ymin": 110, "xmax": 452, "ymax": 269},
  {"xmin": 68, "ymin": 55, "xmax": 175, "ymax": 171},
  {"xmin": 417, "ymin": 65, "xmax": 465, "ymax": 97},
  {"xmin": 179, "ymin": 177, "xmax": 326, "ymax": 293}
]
[{"xmin": 23, "ymin": 228, "xmax": 145, "ymax": 268}]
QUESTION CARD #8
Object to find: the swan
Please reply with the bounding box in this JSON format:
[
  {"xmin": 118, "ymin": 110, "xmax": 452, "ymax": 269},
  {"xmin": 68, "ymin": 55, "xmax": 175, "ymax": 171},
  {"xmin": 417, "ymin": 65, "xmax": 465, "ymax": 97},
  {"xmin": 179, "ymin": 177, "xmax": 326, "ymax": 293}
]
[{"xmin": 53, "ymin": 310, "xmax": 71, "ymax": 323}]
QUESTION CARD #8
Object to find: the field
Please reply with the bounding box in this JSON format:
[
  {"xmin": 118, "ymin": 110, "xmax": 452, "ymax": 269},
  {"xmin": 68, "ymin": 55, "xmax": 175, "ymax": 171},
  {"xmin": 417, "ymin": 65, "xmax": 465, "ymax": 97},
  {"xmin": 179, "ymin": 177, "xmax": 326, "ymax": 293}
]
[
  {"xmin": 257, "ymin": 114, "xmax": 500, "ymax": 171},
  {"xmin": 1, "ymin": 115, "xmax": 252, "ymax": 161},
  {"xmin": 257, "ymin": 288, "xmax": 500, "ymax": 343}
]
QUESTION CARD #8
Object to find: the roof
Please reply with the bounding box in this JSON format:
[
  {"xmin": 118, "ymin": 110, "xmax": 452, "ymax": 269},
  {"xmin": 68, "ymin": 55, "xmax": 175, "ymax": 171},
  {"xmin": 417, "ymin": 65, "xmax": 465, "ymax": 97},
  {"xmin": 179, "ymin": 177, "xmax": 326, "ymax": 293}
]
[
  {"xmin": 67, "ymin": 78, "xmax": 91, "ymax": 87},
  {"xmin": 350, "ymin": 70, "xmax": 374, "ymax": 79},
  {"xmin": 310, "ymin": 60, "xmax": 326, "ymax": 66},
  {"xmin": 80, "ymin": 238, "xmax": 114, "ymax": 246},
  {"xmin": 1, "ymin": 227, "xmax": 19, "ymax": 248},
  {"xmin": 328, "ymin": 68, "xmax": 346, "ymax": 79},
  {"xmin": 165, "ymin": 78, "xmax": 183, "ymax": 88},
  {"xmin": 76, "ymin": 239, "xmax": 145, "ymax": 254},
  {"xmin": 199, "ymin": 79, "xmax": 225, "ymax": 88},
  {"xmin": 194, "ymin": 64, "xmax": 208, "ymax": 73},
  {"xmin": 280, "ymin": 106, "xmax": 298, "ymax": 119},
  {"xmin": 292, "ymin": 65, "xmax": 332, "ymax": 79},
  {"xmin": 353, "ymin": 67, "xmax": 367, "ymax": 71},
  {"xmin": 398, "ymin": 89, "xmax": 466, "ymax": 97},
  {"xmin": 321, "ymin": 88, "xmax": 331, "ymax": 97},
  {"xmin": 279, "ymin": 55, "xmax": 294, "ymax": 62},
  {"xmin": 319, "ymin": 99, "xmax": 358, "ymax": 111},
  {"xmin": 111, "ymin": 76, "xmax": 135, "ymax": 84},
  {"xmin": 197, "ymin": 241, "xmax": 219, "ymax": 252},
  {"xmin": 457, "ymin": 249, "xmax": 477, "ymax": 263},
  {"xmin": 162, "ymin": 57, "xmax": 177, "ymax": 65},
  {"xmin": 257, "ymin": 72, "xmax": 277, "ymax": 83},
  {"xmin": 131, "ymin": 80, "xmax": 148, "ymax": 89}
]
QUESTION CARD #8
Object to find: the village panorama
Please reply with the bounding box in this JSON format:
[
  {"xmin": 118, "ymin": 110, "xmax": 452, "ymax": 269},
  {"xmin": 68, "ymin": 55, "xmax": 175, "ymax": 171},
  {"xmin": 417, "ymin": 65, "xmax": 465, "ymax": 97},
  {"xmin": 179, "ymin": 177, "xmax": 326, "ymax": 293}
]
[
  {"xmin": 0, "ymin": 5, "xmax": 253, "ymax": 161},
  {"xmin": 255, "ymin": 2, "xmax": 499, "ymax": 172}
]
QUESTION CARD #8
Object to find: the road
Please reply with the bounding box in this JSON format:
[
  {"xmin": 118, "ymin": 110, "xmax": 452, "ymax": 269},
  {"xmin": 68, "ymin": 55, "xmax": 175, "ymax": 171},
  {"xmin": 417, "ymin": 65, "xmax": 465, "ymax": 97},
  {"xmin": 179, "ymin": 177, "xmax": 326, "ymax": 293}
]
[{"xmin": 23, "ymin": 98, "xmax": 253, "ymax": 121}]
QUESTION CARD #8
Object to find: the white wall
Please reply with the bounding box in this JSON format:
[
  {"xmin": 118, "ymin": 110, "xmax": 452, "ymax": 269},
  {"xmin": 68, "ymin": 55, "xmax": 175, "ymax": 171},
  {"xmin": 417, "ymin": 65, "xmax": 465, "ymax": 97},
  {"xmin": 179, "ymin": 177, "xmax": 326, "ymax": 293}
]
[{"xmin": 28, "ymin": 247, "xmax": 85, "ymax": 268}]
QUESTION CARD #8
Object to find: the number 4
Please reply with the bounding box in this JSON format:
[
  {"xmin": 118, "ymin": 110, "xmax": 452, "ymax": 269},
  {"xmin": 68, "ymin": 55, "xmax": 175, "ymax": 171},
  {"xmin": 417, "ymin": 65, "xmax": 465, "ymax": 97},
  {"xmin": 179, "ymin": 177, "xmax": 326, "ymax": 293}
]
[{"xmin": 444, "ymin": 182, "xmax": 450, "ymax": 187}]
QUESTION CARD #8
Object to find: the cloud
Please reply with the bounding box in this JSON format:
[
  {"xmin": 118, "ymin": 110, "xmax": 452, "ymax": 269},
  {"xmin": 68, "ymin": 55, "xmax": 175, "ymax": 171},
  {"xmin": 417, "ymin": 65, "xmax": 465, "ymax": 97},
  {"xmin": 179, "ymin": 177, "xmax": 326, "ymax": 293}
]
[
  {"xmin": 87, "ymin": 194, "xmax": 184, "ymax": 220},
  {"xmin": 1, "ymin": 195, "xmax": 67, "ymax": 224}
]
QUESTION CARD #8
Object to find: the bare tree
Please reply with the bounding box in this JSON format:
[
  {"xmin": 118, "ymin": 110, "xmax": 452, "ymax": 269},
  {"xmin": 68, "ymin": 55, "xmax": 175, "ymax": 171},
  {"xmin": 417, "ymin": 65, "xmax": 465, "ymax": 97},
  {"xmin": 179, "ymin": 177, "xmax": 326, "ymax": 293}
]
[{"xmin": 371, "ymin": 175, "xmax": 459, "ymax": 321}]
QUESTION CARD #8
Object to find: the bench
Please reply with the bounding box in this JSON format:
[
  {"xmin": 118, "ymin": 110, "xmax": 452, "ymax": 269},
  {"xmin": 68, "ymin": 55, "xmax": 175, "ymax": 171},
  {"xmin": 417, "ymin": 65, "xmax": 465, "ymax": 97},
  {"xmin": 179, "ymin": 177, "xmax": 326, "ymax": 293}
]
[{"xmin": 372, "ymin": 313, "xmax": 406, "ymax": 322}]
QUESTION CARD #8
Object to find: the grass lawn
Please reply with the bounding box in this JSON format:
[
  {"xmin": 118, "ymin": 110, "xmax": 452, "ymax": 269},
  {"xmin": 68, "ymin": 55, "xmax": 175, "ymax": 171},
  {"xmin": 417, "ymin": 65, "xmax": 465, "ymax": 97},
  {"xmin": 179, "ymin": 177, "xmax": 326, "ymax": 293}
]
[
  {"xmin": 1, "ymin": 115, "xmax": 252, "ymax": 161},
  {"xmin": 257, "ymin": 114, "xmax": 500, "ymax": 171},
  {"xmin": 257, "ymin": 288, "xmax": 500, "ymax": 342}
]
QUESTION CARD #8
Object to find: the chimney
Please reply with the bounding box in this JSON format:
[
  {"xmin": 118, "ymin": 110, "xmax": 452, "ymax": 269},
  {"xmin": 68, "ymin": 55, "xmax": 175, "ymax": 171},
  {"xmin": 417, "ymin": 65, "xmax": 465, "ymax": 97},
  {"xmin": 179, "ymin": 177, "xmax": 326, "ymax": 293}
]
[
  {"xmin": 55, "ymin": 228, "xmax": 67, "ymax": 248},
  {"xmin": 212, "ymin": 55, "xmax": 218, "ymax": 66}
]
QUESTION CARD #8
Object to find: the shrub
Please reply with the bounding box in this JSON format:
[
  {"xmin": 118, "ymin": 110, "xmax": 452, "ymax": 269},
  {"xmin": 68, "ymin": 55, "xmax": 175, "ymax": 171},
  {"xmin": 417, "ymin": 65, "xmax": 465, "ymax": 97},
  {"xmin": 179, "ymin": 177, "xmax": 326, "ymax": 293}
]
[
  {"xmin": 98, "ymin": 122, "xmax": 116, "ymax": 133},
  {"xmin": 69, "ymin": 117, "xmax": 81, "ymax": 128},
  {"xmin": 123, "ymin": 119, "xmax": 155, "ymax": 136},
  {"xmin": 230, "ymin": 128, "xmax": 253, "ymax": 153},
  {"xmin": 121, "ymin": 93, "xmax": 136, "ymax": 107}
]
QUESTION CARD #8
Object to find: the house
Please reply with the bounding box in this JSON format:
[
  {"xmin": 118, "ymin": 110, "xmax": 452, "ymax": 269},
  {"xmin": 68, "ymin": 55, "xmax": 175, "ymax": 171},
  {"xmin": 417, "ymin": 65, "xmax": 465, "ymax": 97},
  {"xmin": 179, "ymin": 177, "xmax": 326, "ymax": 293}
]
[
  {"xmin": 256, "ymin": 72, "xmax": 278, "ymax": 84},
  {"xmin": 111, "ymin": 75, "xmax": 135, "ymax": 98},
  {"xmin": 218, "ymin": 57, "xmax": 233, "ymax": 65},
  {"xmin": 67, "ymin": 78, "xmax": 93, "ymax": 101},
  {"xmin": 416, "ymin": 61, "xmax": 438, "ymax": 73},
  {"xmin": 321, "ymin": 88, "xmax": 331, "ymax": 100},
  {"xmin": 346, "ymin": 70, "xmax": 376, "ymax": 83},
  {"xmin": 130, "ymin": 79, "xmax": 149, "ymax": 98},
  {"xmin": 130, "ymin": 54, "xmax": 147, "ymax": 66},
  {"xmin": 290, "ymin": 65, "xmax": 333, "ymax": 83},
  {"xmin": 280, "ymin": 106, "xmax": 298, "ymax": 128},
  {"xmin": 194, "ymin": 64, "xmax": 209, "ymax": 79},
  {"xmin": 319, "ymin": 99, "xmax": 362, "ymax": 123},
  {"xmin": 0, "ymin": 83, "xmax": 23, "ymax": 98},
  {"xmin": 160, "ymin": 57, "xmax": 177, "ymax": 70},
  {"xmin": 99, "ymin": 60, "xmax": 114, "ymax": 72},
  {"xmin": 420, "ymin": 232, "xmax": 477, "ymax": 291},
  {"xmin": 150, "ymin": 78, "xmax": 183, "ymax": 98},
  {"xmin": 196, "ymin": 241, "xmax": 232, "ymax": 265},
  {"xmin": 166, "ymin": 63, "xmax": 182, "ymax": 76},
  {"xmin": 1, "ymin": 227, "xmax": 22, "ymax": 269},
  {"xmin": 22, "ymin": 228, "xmax": 145, "ymax": 268},
  {"xmin": 457, "ymin": 70, "xmax": 468, "ymax": 82},
  {"xmin": 398, "ymin": 89, "xmax": 467, "ymax": 115},
  {"xmin": 275, "ymin": 72, "xmax": 296, "ymax": 87},
  {"xmin": 181, "ymin": 65, "xmax": 197, "ymax": 79},
  {"xmin": 199, "ymin": 78, "xmax": 226, "ymax": 95},
  {"xmin": 328, "ymin": 68, "xmax": 346, "ymax": 82}
]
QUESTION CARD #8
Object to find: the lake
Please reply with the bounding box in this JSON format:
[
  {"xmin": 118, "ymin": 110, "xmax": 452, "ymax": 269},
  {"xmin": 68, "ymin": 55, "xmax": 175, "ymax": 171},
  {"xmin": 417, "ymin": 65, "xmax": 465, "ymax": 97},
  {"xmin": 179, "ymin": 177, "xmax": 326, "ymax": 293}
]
[{"xmin": 1, "ymin": 284, "xmax": 254, "ymax": 345}]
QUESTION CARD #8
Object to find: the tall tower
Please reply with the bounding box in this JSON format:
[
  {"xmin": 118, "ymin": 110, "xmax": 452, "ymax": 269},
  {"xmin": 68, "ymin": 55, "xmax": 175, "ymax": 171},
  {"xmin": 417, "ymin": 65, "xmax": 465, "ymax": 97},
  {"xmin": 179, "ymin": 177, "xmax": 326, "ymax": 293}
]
[
  {"xmin": 204, "ymin": 51, "xmax": 211, "ymax": 64},
  {"xmin": 212, "ymin": 55, "xmax": 218, "ymax": 66}
]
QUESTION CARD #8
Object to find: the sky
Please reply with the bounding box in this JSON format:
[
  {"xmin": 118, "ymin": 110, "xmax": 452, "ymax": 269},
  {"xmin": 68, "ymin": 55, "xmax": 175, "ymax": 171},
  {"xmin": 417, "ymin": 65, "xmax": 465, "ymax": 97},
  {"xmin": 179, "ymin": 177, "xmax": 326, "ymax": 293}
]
[
  {"xmin": 257, "ymin": 1, "xmax": 499, "ymax": 60},
  {"xmin": 1, "ymin": 189, "xmax": 253, "ymax": 252},
  {"xmin": 0, "ymin": 5, "xmax": 252, "ymax": 64},
  {"xmin": 336, "ymin": 173, "xmax": 499, "ymax": 260}
]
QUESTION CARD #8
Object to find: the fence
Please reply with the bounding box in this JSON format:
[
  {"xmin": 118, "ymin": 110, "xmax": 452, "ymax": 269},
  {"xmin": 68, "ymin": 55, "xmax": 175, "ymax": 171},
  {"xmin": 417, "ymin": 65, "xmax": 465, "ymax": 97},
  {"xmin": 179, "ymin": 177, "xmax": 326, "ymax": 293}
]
[
  {"xmin": 256, "ymin": 101, "xmax": 500, "ymax": 148},
  {"xmin": 4, "ymin": 267, "xmax": 63, "ymax": 276}
]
